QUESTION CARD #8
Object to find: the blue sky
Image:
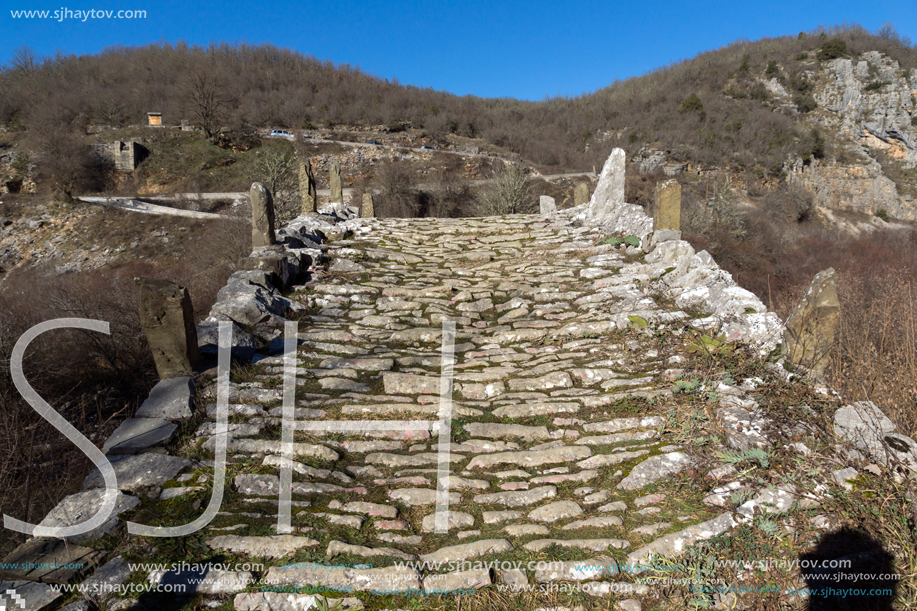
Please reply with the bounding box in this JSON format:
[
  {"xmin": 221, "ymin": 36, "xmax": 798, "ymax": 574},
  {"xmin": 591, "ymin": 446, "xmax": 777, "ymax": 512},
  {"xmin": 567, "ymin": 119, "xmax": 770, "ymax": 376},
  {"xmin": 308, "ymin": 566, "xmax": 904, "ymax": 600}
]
[{"xmin": 2, "ymin": 0, "xmax": 916, "ymax": 100}]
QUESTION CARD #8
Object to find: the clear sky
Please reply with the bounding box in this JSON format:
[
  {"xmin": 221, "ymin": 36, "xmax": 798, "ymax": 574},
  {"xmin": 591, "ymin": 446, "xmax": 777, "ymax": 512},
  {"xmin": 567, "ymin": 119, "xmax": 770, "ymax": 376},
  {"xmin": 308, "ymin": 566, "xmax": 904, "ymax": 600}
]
[{"xmin": 2, "ymin": 0, "xmax": 916, "ymax": 101}]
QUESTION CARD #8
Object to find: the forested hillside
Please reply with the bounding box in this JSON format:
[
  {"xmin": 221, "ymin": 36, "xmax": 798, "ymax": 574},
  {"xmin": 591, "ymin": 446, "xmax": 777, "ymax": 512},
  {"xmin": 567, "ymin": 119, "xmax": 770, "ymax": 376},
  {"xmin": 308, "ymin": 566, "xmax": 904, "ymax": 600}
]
[{"xmin": 2, "ymin": 23, "xmax": 914, "ymax": 173}]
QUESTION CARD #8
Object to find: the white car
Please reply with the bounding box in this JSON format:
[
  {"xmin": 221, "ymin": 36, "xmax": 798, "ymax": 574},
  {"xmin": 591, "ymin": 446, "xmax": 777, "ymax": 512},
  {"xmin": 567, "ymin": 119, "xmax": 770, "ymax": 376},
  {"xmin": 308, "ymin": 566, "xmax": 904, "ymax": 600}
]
[{"xmin": 270, "ymin": 129, "xmax": 294, "ymax": 139}]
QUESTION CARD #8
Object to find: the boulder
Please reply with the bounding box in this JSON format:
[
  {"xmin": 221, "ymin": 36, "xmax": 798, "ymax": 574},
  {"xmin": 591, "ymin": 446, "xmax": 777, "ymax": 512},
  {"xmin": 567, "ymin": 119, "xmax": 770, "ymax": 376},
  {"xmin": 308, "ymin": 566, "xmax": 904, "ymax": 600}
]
[
  {"xmin": 196, "ymin": 316, "xmax": 259, "ymax": 361},
  {"xmin": 239, "ymin": 252, "xmax": 290, "ymax": 289}
]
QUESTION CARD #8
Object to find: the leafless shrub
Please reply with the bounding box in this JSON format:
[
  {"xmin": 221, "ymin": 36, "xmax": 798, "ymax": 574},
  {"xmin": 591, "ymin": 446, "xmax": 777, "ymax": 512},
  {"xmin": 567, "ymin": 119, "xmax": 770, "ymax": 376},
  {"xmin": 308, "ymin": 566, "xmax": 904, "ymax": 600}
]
[
  {"xmin": 763, "ymin": 182, "xmax": 814, "ymax": 224},
  {"xmin": 625, "ymin": 165, "xmax": 664, "ymax": 210},
  {"xmin": 250, "ymin": 148, "xmax": 298, "ymax": 224},
  {"xmin": 428, "ymin": 169, "xmax": 476, "ymax": 217},
  {"xmin": 375, "ymin": 160, "xmax": 421, "ymax": 218},
  {"xmin": 183, "ymin": 68, "xmax": 230, "ymax": 139},
  {"xmin": 475, "ymin": 162, "xmax": 535, "ymax": 216}
]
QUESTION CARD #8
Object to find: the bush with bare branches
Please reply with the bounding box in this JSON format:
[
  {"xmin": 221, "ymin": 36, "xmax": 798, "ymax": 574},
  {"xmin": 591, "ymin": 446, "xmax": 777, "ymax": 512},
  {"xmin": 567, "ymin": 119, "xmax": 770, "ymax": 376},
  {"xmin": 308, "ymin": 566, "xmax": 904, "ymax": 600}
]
[{"xmin": 475, "ymin": 162, "xmax": 535, "ymax": 216}]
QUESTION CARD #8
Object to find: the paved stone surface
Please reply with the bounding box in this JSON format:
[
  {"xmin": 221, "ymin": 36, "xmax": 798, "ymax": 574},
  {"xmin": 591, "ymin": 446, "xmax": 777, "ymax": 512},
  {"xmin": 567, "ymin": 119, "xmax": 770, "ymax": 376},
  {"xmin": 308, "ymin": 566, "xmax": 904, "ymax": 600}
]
[{"xmin": 38, "ymin": 180, "xmax": 875, "ymax": 609}]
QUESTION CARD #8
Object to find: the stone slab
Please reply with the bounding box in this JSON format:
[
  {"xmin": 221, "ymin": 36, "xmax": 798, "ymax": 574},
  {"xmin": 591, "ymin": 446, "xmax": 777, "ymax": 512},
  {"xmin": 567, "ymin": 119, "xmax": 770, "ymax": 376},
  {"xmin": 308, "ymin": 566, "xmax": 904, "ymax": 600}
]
[
  {"xmin": 38, "ymin": 489, "xmax": 139, "ymax": 542},
  {"xmin": 102, "ymin": 418, "xmax": 178, "ymax": 454},
  {"xmin": 83, "ymin": 454, "xmax": 191, "ymax": 491},
  {"xmin": 653, "ymin": 179, "xmax": 681, "ymax": 231},
  {"xmin": 134, "ymin": 376, "xmax": 195, "ymax": 420},
  {"xmin": 234, "ymin": 592, "xmax": 365, "ymax": 610},
  {"xmin": 0, "ymin": 539, "xmax": 104, "ymax": 584}
]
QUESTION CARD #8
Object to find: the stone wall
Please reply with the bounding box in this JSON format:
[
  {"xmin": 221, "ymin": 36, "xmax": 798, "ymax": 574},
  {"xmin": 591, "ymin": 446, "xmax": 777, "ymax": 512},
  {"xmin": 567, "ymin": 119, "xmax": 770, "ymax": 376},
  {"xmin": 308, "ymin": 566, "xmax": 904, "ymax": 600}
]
[{"xmin": 573, "ymin": 148, "xmax": 783, "ymax": 355}]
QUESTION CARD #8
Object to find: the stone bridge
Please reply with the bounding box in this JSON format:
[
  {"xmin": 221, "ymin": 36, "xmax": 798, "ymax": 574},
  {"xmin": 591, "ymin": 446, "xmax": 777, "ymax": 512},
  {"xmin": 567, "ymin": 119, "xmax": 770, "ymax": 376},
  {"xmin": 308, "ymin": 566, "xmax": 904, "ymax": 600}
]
[{"xmin": 3, "ymin": 151, "xmax": 915, "ymax": 611}]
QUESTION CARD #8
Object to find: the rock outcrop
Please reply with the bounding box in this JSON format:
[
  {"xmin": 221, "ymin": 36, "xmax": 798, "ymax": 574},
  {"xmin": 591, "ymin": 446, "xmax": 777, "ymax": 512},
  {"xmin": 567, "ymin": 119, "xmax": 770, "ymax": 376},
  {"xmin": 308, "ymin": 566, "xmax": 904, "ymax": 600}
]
[
  {"xmin": 816, "ymin": 53, "xmax": 917, "ymax": 167},
  {"xmin": 790, "ymin": 51, "xmax": 917, "ymax": 220}
]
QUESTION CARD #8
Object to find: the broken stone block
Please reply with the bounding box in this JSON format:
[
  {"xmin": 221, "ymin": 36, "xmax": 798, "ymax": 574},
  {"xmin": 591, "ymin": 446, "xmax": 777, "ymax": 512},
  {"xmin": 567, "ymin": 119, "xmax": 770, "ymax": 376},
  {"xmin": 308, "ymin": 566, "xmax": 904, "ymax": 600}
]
[
  {"xmin": 625, "ymin": 513, "xmax": 736, "ymax": 572},
  {"xmin": 421, "ymin": 511, "xmax": 475, "ymax": 532},
  {"xmin": 588, "ymin": 148, "xmax": 625, "ymax": 219},
  {"xmin": 148, "ymin": 566, "xmax": 252, "ymax": 594},
  {"xmin": 264, "ymin": 564, "xmax": 419, "ymax": 592},
  {"xmin": 102, "ymin": 418, "xmax": 178, "ymax": 455},
  {"xmin": 80, "ymin": 556, "xmax": 132, "ymax": 599},
  {"xmin": 330, "ymin": 157, "xmax": 343, "ymax": 204},
  {"xmin": 239, "ymin": 252, "xmax": 290, "ymax": 289},
  {"xmin": 298, "ymin": 157, "xmax": 317, "ymax": 215},
  {"xmin": 37, "ymin": 488, "xmax": 139, "ymax": 542},
  {"xmin": 617, "ymin": 452, "xmax": 696, "ymax": 490},
  {"xmin": 135, "ymin": 277, "xmax": 199, "ymax": 379},
  {"xmin": 250, "ymin": 182, "xmax": 276, "ymax": 248},
  {"xmin": 423, "ymin": 568, "xmax": 492, "ymax": 592},
  {"xmin": 206, "ymin": 535, "xmax": 319, "ymax": 558},
  {"xmin": 540, "ymin": 195, "xmax": 556, "ymax": 214},
  {"xmin": 653, "ymin": 179, "xmax": 681, "ymax": 231},
  {"xmin": 362, "ymin": 193, "xmax": 375, "ymax": 218},
  {"xmin": 574, "ymin": 181, "xmax": 590, "ymax": 207},
  {"xmin": 234, "ymin": 593, "xmax": 365, "ymax": 610},
  {"xmin": 783, "ymin": 268, "xmax": 839, "ymax": 378},
  {"xmin": 196, "ymin": 316, "xmax": 258, "ymax": 362},
  {"xmin": 0, "ymin": 581, "xmax": 61, "ymax": 611}
]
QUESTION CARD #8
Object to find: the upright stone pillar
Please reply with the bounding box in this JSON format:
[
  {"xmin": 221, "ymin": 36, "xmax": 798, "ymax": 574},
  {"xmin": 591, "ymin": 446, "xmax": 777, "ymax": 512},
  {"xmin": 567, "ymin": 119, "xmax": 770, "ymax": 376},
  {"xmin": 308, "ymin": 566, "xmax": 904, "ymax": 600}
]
[
  {"xmin": 587, "ymin": 148, "xmax": 625, "ymax": 219},
  {"xmin": 362, "ymin": 193, "xmax": 375, "ymax": 218},
  {"xmin": 574, "ymin": 182, "xmax": 589, "ymax": 207},
  {"xmin": 653, "ymin": 179, "xmax": 681, "ymax": 230},
  {"xmin": 135, "ymin": 277, "xmax": 199, "ymax": 379},
  {"xmin": 539, "ymin": 195, "xmax": 556, "ymax": 214},
  {"xmin": 329, "ymin": 158, "xmax": 343, "ymax": 204},
  {"xmin": 299, "ymin": 157, "xmax": 317, "ymax": 214},
  {"xmin": 783, "ymin": 268, "xmax": 840, "ymax": 380},
  {"xmin": 250, "ymin": 182, "xmax": 276, "ymax": 248}
]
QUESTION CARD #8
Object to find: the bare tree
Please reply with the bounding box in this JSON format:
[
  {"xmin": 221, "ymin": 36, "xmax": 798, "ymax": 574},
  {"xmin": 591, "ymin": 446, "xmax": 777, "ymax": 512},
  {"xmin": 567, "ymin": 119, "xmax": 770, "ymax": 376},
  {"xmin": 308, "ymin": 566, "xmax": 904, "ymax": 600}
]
[
  {"xmin": 375, "ymin": 160, "xmax": 421, "ymax": 218},
  {"xmin": 8, "ymin": 45, "xmax": 39, "ymax": 75},
  {"xmin": 251, "ymin": 148, "xmax": 298, "ymax": 223},
  {"xmin": 183, "ymin": 69, "xmax": 228, "ymax": 139}
]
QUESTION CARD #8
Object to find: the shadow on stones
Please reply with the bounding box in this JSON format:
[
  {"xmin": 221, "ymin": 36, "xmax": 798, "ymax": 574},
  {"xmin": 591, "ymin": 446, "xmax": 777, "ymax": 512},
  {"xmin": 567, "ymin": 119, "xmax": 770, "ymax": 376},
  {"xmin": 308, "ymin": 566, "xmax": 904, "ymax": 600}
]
[
  {"xmin": 131, "ymin": 557, "xmax": 231, "ymax": 611},
  {"xmin": 800, "ymin": 527, "xmax": 896, "ymax": 611}
]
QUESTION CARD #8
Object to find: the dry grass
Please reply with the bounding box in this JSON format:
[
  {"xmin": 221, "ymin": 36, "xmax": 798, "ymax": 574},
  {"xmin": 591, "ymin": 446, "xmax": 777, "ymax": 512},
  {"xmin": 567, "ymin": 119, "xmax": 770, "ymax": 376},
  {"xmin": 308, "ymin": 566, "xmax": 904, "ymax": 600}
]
[
  {"xmin": 829, "ymin": 266, "xmax": 917, "ymax": 436},
  {"xmin": 0, "ymin": 203, "xmax": 251, "ymax": 558}
]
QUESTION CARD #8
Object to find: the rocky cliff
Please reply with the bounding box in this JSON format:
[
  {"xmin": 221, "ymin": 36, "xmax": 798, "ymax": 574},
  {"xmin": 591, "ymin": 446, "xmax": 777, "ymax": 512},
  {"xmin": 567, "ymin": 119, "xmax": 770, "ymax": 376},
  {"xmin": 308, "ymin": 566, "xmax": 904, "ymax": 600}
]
[{"xmin": 788, "ymin": 51, "xmax": 917, "ymax": 220}]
